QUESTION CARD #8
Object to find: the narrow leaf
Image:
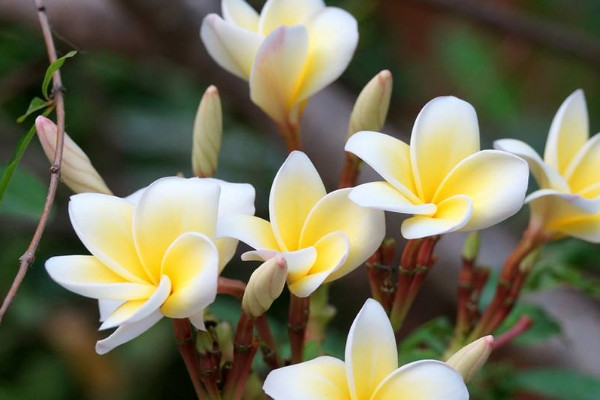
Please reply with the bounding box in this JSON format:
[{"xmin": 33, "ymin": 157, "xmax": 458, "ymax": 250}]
[
  {"xmin": 513, "ymin": 368, "xmax": 600, "ymax": 400},
  {"xmin": 41, "ymin": 50, "xmax": 77, "ymax": 99},
  {"xmin": 16, "ymin": 97, "xmax": 50, "ymax": 123}
]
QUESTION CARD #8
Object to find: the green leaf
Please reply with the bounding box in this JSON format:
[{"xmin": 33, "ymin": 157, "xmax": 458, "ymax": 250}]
[
  {"xmin": 513, "ymin": 368, "xmax": 600, "ymax": 400},
  {"xmin": 0, "ymin": 107, "xmax": 53, "ymax": 211},
  {"xmin": 41, "ymin": 50, "xmax": 77, "ymax": 99},
  {"xmin": 399, "ymin": 317, "xmax": 453, "ymax": 361},
  {"xmin": 16, "ymin": 97, "xmax": 50, "ymax": 123},
  {"xmin": 496, "ymin": 303, "xmax": 561, "ymax": 345},
  {"xmin": 0, "ymin": 165, "xmax": 46, "ymax": 220}
]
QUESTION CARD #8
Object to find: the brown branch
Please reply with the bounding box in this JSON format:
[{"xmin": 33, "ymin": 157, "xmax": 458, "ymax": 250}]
[
  {"xmin": 409, "ymin": 0, "xmax": 600, "ymax": 66},
  {"xmin": 0, "ymin": 0, "xmax": 67, "ymax": 325}
]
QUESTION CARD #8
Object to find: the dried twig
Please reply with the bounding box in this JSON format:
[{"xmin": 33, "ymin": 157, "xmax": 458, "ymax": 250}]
[{"xmin": 0, "ymin": 0, "xmax": 67, "ymax": 325}]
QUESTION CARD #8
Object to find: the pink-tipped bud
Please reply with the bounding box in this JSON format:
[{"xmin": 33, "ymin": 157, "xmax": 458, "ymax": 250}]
[
  {"xmin": 348, "ymin": 70, "xmax": 393, "ymax": 137},
  {"xmin": 446, "ymin": 335, "xmax": 494, "ymax": 382},
  {"xmin": 192, "ymin": 85, "xmax": 222, "ymax": 178},
  {"xmin": 242, "ymin": 257, "xmax": 287, "ymax": 318},
  {"xmin": 35, "ymin": 116, "xmax": 111, "ymax": 194}
]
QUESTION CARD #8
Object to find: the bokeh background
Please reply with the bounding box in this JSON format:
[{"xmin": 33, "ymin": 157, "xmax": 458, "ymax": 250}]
[{"xmin": 1, "ymin": 0, "xmax": 600, "ymax": 399}]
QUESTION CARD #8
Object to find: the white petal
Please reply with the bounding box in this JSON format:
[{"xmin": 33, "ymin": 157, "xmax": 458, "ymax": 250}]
[
  {"xmin": 45, "ymin": 256, "xmax": 155, "ymax": 300},
  {"xmin": 258, "ymin": 0, "xmax": 325, "ymax": 35},
  {"xmin": 544, "ymin": 89, "xmax": 589, "ymax": 174},
  {"xmin": 433, "ymin": 150, "xmax": 529, "ymax": 231},
  {"xmin": 217, "ymin": 215, "xmax": 279, "ymax": 250},
  {"xmin": 370, "ymin": 360, "xmax": 468, "ymax": 400},
  {"xmin": 349, "ymin": 181, "xmax": 436, "ymax": 215},
  {"xmin": 494, "ymin": 138, "xmax": 569, "ymax": 192},
  {"xmin": 410, "ymin": 96, "xmax": 480, "ymax": 202},
  {"xmin": 299, "ymin": 188, "xmax": 385, "ymax": 282},
  {"xmin": 241, "ymin": 249, "xmax": 279, "ymax": 262},
  {"xmin": 160, "ymin": 233, "xmax": 219, "ymax": 319},
  {"xmin": 526, "ymin": 189, "xmax": 600, "ymax": 214},
  {"xmin": 214, "ymin": 238, "xmax": 238, "ymax": 272},
  {"xmin": 263, "ymin": 356, "xmax": 349, "ymax": 400},
  {"xmin": 222, "ymin": 0, "xmax": 259, "ymax": 32},
  {"xmin": 269, "ymin": 151, "xmax": 326, "ymax": 251},
  {"xmin": 95, "ymin": 311, "xmax": 163, "ymax": 355},
  {"xmin": 100, "ymin": 275, "xmax": 171, "ymax": 330},
  {"xmin": 281, "ymin": 247, "xmax": 318, "ymax": 282},
  {"xmin": 345, "ymin": 131, "xmax": 419, "ymax": 202},
  {"xmin": 346, "ymin": 299, "xmax": 397, "ymax": 400},
  {"xmin": 250, "ymin": 26, "xmax": 309, "ymax": 124},
  {"xmin": 295, "ymin": 7, "xmax": 358, "ymax": 102},
  {"xmin": 564, "ymin": 132, "xmax": 600, "ymax": 193},
  {"xmin": 401, "ymin": 195, "xmax": 473, "ymax": 239},
  {"xmin": 201, "ymin": 14, "xmax": 262, "ymax": 80},
  {"xmin": 99, "ymin": 299, "xmax": 124, "ymax": 322},
  {"xmin": 206, "ymin": 178, "xmax": 256, "ymax": 217},
  {"xmin": 69, "ymin": 193, "xmax": 148, "ymax": 283},
  {"xmin": 133, "ymin": 177, "xmax": 220, "ymax": 283}
]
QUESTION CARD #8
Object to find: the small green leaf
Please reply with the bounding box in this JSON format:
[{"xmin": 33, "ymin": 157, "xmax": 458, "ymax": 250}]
[
  {"xmin": 513, "ymin": 368, "xmax": 600, "ymax": 400},
  {"xmin": 399, "ymin": 317, "xmax": 453, "ymax": 360},
  {"xmin": 41, "ymin": 50, "xmax": 77, "ymax": 99},
  {"xmin": 496, "ymin": 303, "xmax": 561, "ymax": 345},
  {"xmin": 0, "ymin": 165, "xmax": 46, "ymax": 220},
  {"xmin": 16, "ymin": 97, "xmax": 50, "ymax": 123}
]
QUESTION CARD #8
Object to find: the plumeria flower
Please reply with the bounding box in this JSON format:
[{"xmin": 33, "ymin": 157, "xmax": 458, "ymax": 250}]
[
  {"xmin": 495, "ymin": 90, "xmax": 600, "ymax": 242},
  {"xmin": 264, "ymin": 299, "xmax": 468, "ymax": 400},
  {"xmin": 45, "ymin": 177, "xmax": 255, "ymax": 354},
  {"xmin": 345, "ymin": 96, "xmax": 529, "ymax": 239},
  {"xmin": 217, "ymin": 151, "xmax": 385, "ymax": 297},
  {"xmin": 201, "ymin": 0, "xmax": 358, "ymax": 127}
]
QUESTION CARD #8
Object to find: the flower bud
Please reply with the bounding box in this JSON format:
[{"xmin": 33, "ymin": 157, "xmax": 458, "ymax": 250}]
[
  {"xmin": 35, "ymin": 116, "xmax": 112, "ymax": 194},
  {"xmin": 519, "ymin": 245, "xmax": 543, "ymax": 273},
  {"xmin": 461, "ymin": 232, "xmax": 480, "ymax": 262},
  {"xmin": 192, "ymin": 85, "xmax": 222, "ymax": 178},
  {"xmin": 348, "ymin": 70, "xmax": 393, "ymax": 137},
  {"xmin": 242, "ymin": 257, "xmax": 287, "ymax": 318},
  {"xmin": 446, "ymin": 335, "xmax": 494, "ymax": 382}
]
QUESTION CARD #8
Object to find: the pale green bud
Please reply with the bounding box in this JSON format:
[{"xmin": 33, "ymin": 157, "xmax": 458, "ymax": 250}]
[
  {"xmin": 462, "ymin": 232, "xmax": 480, "ymax": 262},
  {"xmin": 35, "ymin": 116, "xmax": 111, "ymax": 194},
  {"xmin": 348, "ymin": 70, "xmax": 393, "ymax": 137},
  {"xmin": 446, "ymin": 335, "xmax": 494, "ymax": 382},
  {"xmin": 192, "ymin": 85, "xmax": 222, "ymax": 177},
  {"xmin": 242, "ymin": 257, "xmax": 287, "ymax": 318}
]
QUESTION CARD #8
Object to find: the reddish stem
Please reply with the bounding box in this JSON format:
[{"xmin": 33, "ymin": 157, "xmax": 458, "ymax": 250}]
[
  {"xmin": 173, "ymin": 319, "xmax": 209, "ymax": 400},
  {"xmin": 222, "ymin": 313, "xmax": 257, "ymax": 400},
  {"xmin": 288, "ymin": 294, "xmax": 310, "ymax": 363},
  {"xmin": 217, "ymin": 277, "xmax": 246, "ymax": 300},
  {"xmin": 338, "ymin": 153, "xmax": 362, "ymax": 188},
  {"xmin": 255, "ymin": 315, "xmax": 281, "ymax": 369},
  {"xmin": 494, "ymin": 316, "xmax": 533, "ymax": 348}
]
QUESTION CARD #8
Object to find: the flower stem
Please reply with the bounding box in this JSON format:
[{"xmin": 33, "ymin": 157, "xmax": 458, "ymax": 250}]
[
  {"xmin": 277, "ymin": 120, "xmax": 302, "ymax": 152},
  {"xmin": 255, "ymin": 315, "xmax": 281, "ymax": 369},
  {"xmin": 217, "ymin": 277, "xmax": 246, "ymax": 300},
  {"xmin": 494, "ymin": 315, "xmax": 533, "ymax": 348},
  {"xmin": 467, "ymin": 225, "xmax": 546, "ymax": 342},
  {"xmin": 288, "ymin": 294, "xmax": 310, "ymax": 363},
  {"xmin": 338, "ymin": 152, "xmax": 362, "ymax": 188},
  {"xmin": 222, "ymin": 313, "xmax": 257, "ymax": 400},
  {"xmin": 173, "ymin": 319, "xmax": 210, "ymax": 400}
]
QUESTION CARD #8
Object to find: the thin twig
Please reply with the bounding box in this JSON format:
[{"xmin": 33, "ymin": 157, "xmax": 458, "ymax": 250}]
[{"xmin": 0, "ymin": 0, "xmax": 67, "ymax": 325}]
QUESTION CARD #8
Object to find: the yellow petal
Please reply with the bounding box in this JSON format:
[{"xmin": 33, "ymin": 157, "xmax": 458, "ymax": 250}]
[
  {"xmin": 401, "ymin": 195, "xmax": 472, "ymax": 239},
  {"xmin": 133, "ymin": 177, "xmax": 220, "ymax": 283},
  {"xmin": 346, "ymin": 299, "xmax": 397, "ymax": 400},
  {"xmin": 299, "ymin": 188, "xmax": 385, "ymax": 282},
  {"xmin": 410, "ymin": 96, "xmax": 480, "ymax": 202},
  {"xmin": 250, "ymin": 26, "xmax": 309, "ymax": 124},
  {"xmin": 295, "ymin": 7, "xmax": 358, "ymax": 102},
  {"xmin": 544, "ymin": 89, "xmax": 588, "ymax": 175},
  {"xmin": 258, "ymin": 0, "xmax": 325, "ymax": 36},
  {"xmin": 95, "ymin": 311, "xmax": 162, "ymax": 355},
  {"xmin": 160, "ymin": 233, "xmax": 219, "ymax": 319},
  {"xmin": 200, "ymin": 14, "xmax": 262, "ymax": 79},
  {"xmin": 222, "ymin": 0, "xmax": 259, "ymax": 32},
  {"xmin": 345, "ymin": 131, "xmax": 419, "ymax": 202},
  {"xmin": 433, "ymin": 150, "xmax": 528, "ymax": 231},
  {"xmin": 263, "ymin": 356, "xmax": 349, "ymax": 400},
  {"xmin": 494, "ymin": 138, "xmax": 569, "ymax": 192},
  {"xmin": 370, "ymin": 360, "xmax": 468, "ymax": 400},
  {"xmin": 269, "ymin": 151, "xmax": 326, "ymax": 251},
  {"xmin": 69, "ymin": 193, "xmax": 149, "ymax": 283},
  {"xmin": 217, "ymin": 215, "xmax": 279, "ymax": 250},
  {"xmin": 564, "ymin": 133, "xmax": 600, "ymax": 194},
  {"xmin": 100, "ymin": 275, "xmax": 171, "ymax": 330},
  {"xmin": 349, "ymin": 181, "xmax": 435, "ymax": 215},
  {"xmin": 45, "ymin": 256, "xmax": 155, "ymax": 300}
]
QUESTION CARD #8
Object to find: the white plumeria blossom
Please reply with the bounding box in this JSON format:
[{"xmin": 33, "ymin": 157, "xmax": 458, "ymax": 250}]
[
  {"xmin": 217, "ymin": 151, "xmax": 385, "ymax": 297},
  {"xmin": 201, "ymin": 0, "xmax": 358, "ymax": 125},
  {"xmin": 495, "ymin": 90, "xmax": 600, "ymax": 242},
  {"xmin": 45, "ymin": 177, "xmax": 255, "ymax": 354},
  {"xmin": 264, "ymin": 299, "xmax": 468, "ymax": 400},
  {"xmin": 345, "ymin": 96, "xmax": 529, "ymax": 239}
]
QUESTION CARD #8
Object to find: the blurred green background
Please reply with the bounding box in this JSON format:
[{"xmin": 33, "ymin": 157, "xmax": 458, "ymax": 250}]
[{"xmin": 1, "ymin": 0, "xmax": 600, "ymax": 399}]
